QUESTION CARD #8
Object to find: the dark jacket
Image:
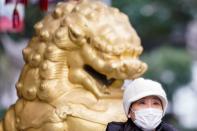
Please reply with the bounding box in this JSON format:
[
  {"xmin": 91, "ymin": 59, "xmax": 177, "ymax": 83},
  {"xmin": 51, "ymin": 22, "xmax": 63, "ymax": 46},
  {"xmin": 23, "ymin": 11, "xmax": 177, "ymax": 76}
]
[{"xmin": 106, "ymin": 119, "xmax": 178, "ymax": 131}]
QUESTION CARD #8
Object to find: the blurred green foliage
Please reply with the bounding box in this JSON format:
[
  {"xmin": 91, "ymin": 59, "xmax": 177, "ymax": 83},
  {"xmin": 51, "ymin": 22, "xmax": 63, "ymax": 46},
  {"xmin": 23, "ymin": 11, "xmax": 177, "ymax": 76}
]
[
  {"xmin": 141, "ymin": 46, "xmax": 192, "ymax": 100},
  {"xmin": 112, "ymin": 0, "xmax": 196, "ymax": 50}
]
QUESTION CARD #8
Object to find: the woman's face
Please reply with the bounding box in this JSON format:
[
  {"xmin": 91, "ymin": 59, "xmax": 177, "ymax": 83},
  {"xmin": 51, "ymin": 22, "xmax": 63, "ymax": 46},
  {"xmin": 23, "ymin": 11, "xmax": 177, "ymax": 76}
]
[{"xmin": 128, "ymin": 95, "xmax": 163, "ymax": 120}]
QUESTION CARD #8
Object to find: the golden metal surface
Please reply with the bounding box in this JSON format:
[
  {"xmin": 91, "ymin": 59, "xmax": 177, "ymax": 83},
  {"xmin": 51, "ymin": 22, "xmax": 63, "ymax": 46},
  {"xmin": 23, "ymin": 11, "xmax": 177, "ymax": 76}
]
[{"xmin": 0, "ymin": 0, "xmax": 147, "ymax": 130}]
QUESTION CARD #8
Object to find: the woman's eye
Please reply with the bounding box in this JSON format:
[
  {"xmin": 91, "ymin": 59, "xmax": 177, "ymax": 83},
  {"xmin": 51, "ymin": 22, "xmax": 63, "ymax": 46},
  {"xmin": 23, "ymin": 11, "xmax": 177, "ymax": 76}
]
[
  {"xmin": 153, "ymin": 102, "xmax": 159, "ymax": 105},
  {"xmin": 153, "ymin": 101, "xmax": 161, "ymax": 105}
]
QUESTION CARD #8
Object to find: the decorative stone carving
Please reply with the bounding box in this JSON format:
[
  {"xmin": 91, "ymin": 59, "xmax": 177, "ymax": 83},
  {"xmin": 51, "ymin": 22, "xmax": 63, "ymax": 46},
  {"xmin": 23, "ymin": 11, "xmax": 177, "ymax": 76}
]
[{"xmin": 0, "ymin": 0, "xmax": 147, "ymax": 130}]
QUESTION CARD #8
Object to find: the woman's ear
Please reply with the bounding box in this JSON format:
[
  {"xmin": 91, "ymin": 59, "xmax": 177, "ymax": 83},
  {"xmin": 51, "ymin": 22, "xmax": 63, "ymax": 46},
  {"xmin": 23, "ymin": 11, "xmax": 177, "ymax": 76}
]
[
  {"xmin": 128, "ymin": 110, "xmax": 136, "ymax": 121},
  {"xmin": 127, "ymin": 108, "xmax": 132, "ymax": 118},
  {"xmin": 128, "ymin": 114, "xmax": 131, "ymax": 118},
  {"xmin": 128, "ymin": 106, "xmax": 132, "ymax": 118}
]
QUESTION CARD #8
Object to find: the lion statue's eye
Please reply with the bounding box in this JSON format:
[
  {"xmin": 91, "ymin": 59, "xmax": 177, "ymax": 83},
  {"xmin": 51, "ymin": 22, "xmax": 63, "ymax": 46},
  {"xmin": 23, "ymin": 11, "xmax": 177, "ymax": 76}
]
[{"xmin": 68, "ymin": 26, "xmax": 82, "ymax": 41}]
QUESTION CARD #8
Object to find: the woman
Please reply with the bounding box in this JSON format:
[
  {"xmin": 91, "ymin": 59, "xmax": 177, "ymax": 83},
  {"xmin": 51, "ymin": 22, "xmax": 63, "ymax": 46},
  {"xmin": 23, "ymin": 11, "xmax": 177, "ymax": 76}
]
[{"xmin": 106, "ymin": 78, "xmax": 178, "ymax": 131}]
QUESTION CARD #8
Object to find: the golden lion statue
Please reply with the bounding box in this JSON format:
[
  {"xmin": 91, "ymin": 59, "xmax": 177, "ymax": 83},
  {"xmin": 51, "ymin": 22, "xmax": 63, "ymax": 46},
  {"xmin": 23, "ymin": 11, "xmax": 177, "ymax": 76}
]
[{"xmin": 0, "ymin": 0, "xmax": 147, "ymax": 130}]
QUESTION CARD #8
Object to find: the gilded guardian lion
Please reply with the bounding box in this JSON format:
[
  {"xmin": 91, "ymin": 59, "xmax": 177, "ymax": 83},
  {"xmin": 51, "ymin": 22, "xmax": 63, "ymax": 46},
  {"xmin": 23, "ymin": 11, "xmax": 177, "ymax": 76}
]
[{"xmin": 0, "ymin": 0, "xmax": 147, "ymax": 131}]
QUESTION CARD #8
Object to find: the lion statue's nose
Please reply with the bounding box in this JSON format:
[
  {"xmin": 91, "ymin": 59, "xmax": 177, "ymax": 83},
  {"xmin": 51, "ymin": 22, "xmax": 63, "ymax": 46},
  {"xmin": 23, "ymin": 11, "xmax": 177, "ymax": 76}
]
[{"xmin": 104, "ymin": 58, "xmax": 147, "ymax": 80}]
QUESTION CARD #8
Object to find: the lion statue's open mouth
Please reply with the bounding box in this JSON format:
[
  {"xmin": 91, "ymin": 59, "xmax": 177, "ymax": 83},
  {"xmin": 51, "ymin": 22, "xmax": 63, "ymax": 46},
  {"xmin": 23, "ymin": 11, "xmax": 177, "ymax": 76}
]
[{"xmin": 0, "ymin": 0, "xmax": 147, "ymax": 131}]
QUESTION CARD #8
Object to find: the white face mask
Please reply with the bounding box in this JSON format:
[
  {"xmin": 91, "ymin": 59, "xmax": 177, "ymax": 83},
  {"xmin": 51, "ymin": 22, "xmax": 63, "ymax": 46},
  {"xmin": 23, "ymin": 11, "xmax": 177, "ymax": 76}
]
[{"xmin": 133, "ymin": 108, "xmax": 163, "ymax": 131}]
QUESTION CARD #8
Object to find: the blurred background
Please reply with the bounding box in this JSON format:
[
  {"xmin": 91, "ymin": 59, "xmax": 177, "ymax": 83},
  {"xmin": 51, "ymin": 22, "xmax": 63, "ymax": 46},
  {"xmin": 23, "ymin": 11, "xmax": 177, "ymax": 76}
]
[{"xmin": 0, "ymin": 0, "xmax": 197, "ymax": 130}]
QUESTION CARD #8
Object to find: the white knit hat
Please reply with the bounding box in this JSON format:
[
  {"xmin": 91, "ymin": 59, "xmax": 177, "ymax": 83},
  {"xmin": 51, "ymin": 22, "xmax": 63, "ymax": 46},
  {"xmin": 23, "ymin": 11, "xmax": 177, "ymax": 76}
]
[{"xmin": 123, "ymin": 78, "xmax": 168, "ymax": 117}]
